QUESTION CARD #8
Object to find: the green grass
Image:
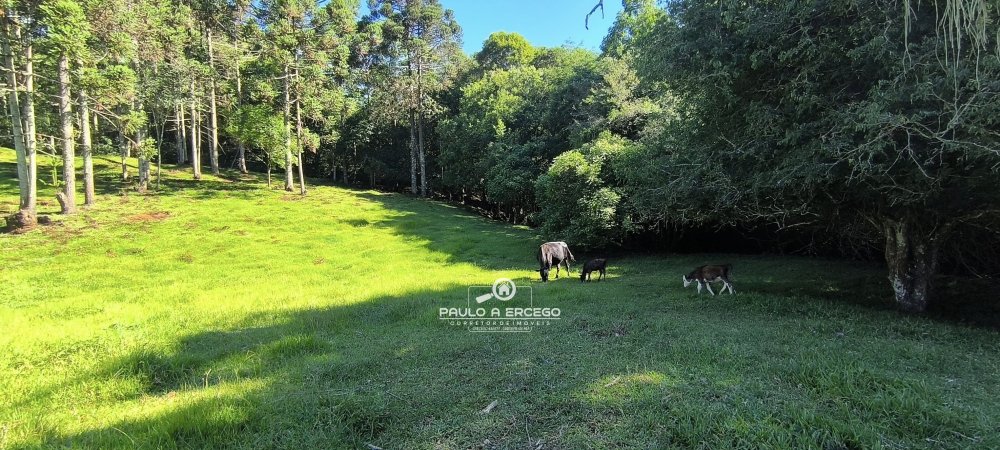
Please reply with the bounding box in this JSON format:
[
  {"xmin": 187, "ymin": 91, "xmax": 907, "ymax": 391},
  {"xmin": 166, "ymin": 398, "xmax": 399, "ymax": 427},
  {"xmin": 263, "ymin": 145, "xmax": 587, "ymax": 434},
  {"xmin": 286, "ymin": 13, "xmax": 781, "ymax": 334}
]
[{"xmin": 1, "ymin": 148, "xmax": 999, "ymax": 449}]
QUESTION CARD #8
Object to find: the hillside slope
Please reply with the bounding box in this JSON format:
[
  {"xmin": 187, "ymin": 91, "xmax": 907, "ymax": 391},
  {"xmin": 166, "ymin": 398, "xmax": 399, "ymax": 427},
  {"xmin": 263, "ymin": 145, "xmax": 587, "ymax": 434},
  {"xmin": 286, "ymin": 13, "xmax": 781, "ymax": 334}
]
[{"xmin": 1, "ymin": 149, "xmax": 999, "ymax": 449}]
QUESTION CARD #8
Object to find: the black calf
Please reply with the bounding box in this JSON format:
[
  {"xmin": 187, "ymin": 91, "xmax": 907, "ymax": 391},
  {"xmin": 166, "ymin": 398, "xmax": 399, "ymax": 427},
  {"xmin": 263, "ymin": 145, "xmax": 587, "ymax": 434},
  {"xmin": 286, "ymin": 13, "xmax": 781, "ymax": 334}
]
[{"xmin": 580, "ymin": 258, "xmax": 607, "ymax": 282}]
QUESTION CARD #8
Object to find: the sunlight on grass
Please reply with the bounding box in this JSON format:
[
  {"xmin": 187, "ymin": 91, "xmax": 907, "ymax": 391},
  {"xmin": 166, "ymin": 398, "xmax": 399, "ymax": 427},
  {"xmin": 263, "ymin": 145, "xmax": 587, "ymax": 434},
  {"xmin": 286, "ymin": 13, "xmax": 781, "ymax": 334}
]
[{"xmin": 581, "ymin": 371, "xmax": 678, "ymax": 404}]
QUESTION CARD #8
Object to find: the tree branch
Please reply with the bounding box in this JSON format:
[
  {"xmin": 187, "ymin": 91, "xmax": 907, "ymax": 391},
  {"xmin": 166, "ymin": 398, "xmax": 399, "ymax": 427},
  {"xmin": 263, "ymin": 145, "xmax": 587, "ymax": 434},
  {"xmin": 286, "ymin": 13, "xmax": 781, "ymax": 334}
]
[{"xmin": 585, "ymin": 1, "xmax": 604, "ymax": 30}]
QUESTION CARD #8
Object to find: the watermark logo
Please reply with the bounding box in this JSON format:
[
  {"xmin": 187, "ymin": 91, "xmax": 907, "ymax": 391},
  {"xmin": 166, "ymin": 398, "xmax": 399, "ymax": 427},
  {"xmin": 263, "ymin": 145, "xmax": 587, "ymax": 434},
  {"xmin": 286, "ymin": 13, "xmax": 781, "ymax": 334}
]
[
  {"xmin": 439, "ymin": 278, "xmax": 561, "ymax": 333},
  {"xmin": 475, "ymin": 277, "xmax": 516, "ymax": 303}
]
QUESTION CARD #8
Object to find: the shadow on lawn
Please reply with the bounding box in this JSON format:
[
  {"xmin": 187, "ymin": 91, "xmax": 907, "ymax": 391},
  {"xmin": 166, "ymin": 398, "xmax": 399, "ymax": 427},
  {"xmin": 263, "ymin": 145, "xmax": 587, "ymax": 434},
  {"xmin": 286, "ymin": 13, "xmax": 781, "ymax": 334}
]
[
  {"xmin": 354, "ymin": 192, "xmax": 539, "ymax": 272},
  {"xmin": 23, "ymin": 283, "xmax": 658, "ymax": 448},
  {"xmin": 23, "ymin": 278, "xmax": 999, "ymax": 449}
]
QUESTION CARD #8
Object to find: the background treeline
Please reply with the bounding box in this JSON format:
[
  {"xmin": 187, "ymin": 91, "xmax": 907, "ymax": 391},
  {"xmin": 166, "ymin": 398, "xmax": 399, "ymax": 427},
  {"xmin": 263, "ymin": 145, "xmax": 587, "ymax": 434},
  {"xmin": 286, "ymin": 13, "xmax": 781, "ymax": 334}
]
[{"xmin": 2, "ymin": 0, "xmax": 999, "ymax": 313}]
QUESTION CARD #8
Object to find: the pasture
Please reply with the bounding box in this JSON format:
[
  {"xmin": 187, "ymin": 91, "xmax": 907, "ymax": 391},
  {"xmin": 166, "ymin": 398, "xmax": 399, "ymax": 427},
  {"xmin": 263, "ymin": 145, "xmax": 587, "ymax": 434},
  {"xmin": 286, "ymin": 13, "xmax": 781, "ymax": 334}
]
[{"xmin": 2, "ymin": 149, "xmax": 999, "ymax": 449}]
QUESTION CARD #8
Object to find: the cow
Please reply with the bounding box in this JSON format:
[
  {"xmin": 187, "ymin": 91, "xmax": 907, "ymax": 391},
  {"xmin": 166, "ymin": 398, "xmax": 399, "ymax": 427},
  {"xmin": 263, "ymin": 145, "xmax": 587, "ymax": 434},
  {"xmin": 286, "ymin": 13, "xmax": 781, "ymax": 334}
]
[
  {"xmin": 579, "ymin": 258, "xmax": 608, "ymax": 282},
  {"xmin": 538, "ymin": 241, "xmax": 575, "ymax": 282},
  {"xmin": 683, "ymin": 264, "xmax": 735, "ymax": 295}
]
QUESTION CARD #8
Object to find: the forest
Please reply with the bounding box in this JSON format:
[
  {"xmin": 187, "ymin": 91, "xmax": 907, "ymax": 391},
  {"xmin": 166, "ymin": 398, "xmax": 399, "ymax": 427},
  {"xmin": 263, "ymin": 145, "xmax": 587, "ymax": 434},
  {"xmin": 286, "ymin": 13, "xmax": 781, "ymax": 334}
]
[{"xmin": 3, "ymin": 0, "xmax": 999, "ymax": 313}]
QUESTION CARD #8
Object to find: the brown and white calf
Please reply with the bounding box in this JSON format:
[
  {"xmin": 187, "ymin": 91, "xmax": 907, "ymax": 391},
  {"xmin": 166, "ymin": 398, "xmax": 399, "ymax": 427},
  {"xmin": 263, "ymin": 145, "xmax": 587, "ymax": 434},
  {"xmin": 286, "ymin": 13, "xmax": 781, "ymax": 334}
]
[{"xmin": 682, "ymin": 264, "xmax": 734, "ymax": 295}]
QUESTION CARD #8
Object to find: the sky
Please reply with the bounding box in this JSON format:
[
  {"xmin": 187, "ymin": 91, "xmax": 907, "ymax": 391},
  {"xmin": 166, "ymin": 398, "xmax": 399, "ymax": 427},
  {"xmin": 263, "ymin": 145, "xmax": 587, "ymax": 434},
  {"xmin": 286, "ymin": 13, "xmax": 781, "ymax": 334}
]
[{"xmin": 361, "ymin": 0, "xmax": 624, "ymax": 55}]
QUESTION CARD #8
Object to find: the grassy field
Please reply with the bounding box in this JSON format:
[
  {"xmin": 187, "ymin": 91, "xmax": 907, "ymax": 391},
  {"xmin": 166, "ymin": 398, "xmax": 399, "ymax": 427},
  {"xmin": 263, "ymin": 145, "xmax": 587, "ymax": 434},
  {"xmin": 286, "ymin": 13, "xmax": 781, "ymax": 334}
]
[{"xmin": 2, "ymin": 148, "xmax": 999, "ymax": 449}]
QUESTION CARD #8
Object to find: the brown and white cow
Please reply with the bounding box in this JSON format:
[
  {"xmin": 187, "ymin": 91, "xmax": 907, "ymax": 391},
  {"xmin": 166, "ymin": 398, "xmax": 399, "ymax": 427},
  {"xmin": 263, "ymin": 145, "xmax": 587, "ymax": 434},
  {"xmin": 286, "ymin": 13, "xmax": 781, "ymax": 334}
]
[{"xmin": 683, "ymin": 264, "xmax": 734, "ymax": 295}]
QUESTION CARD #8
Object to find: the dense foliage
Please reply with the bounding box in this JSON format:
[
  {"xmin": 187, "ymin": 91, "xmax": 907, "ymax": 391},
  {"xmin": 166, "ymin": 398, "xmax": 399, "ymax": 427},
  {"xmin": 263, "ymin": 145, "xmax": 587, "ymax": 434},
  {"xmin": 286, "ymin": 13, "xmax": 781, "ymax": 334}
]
[{"xmin": 626, "ymin": 0, "xmax": 1000, "ymax": 311}]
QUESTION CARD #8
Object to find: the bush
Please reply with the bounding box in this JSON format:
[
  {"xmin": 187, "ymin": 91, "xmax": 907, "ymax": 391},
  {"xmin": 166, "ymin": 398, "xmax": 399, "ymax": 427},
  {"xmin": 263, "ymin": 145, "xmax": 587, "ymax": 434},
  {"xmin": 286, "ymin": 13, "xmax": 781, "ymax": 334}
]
[{"xmin": 535, "ymin": 133, "xmax": 631, "ymax": 248}]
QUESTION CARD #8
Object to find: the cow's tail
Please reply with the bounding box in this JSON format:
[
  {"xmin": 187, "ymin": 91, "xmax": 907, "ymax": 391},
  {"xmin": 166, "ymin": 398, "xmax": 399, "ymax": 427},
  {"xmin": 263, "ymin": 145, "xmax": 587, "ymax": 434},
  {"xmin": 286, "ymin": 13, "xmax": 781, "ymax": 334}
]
[{"xmin": 566, "ymin": 245, "xmax": 575, "ymax": 262}]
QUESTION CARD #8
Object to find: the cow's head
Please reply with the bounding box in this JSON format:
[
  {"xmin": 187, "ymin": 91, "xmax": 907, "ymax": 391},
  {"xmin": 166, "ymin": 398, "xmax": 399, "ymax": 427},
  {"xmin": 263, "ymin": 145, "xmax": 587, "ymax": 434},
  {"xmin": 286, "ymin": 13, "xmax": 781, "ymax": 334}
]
[{"xmin": 539, "ymin": 267, "xmax": 550, "ymax": 282}]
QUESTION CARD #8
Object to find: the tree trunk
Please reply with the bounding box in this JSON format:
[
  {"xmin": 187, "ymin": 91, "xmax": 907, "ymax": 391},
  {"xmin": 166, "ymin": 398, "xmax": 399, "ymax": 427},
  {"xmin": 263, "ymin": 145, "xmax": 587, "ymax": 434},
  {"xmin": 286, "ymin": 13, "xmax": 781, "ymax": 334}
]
[
  {"xmin": 409, "ymin": 112, "xmax": 417, "ymax": 195},
  {"xmin": 1, "ymin": 15, "xmax": 31, "ymax": 214},
  {"xmin": 236, "ymin": 143, "xmax": 247, "ymax": 173},
  {"xmin": 283, "ymin": 65, "xmax": 294, "ymax": 192},
  {"xmin": 48, "ymin": 136, "xmax": 56, "ymax": 185},
  {"xmin": 176, "ymin": 104, "xmax": 187, "ymax": 165},
  {"xmin": 21, "ymin": 30, "xmax": 37, "ymax": 214},
  {"xmin": 418, "ymin": 113, "xmax": 427, "ymax": 197},
  {"xmin": 417, "ymin": 58, "xmax": 427, "ymax": 197},
  {"xmin": 136, "ymin": 108, "xmax": 149, "ymax": 192},
  {"xmin": 190, "ymin": 81, "xmax": 201, "ymax": 180},
  {"xmin": 207, "ymin": 28, "xmax": 220, "ymax": 176},
  {"xmin": 883, "ymin": 218, "xmax": 942, "ymax": 313},
  {"xmin": 196, "ymin": 107, "xmax": 202, "ymax": 174},
  {"xmin": 155, "ymin": 112, "xmax": 164, "ymax": 190},
  {"xmin": 78, "ymin": 85, "xmax": 94, "ymax": 206},
  {"xmin": 234, "ymin": 54, "xmax": 247, "ymax": 174},
  {"xmin": 57, "ymin": 54, "xmax": 76, "ymax": 214},
  {"xmin": 294, "ymin": 66, "xmax": 306, "ymax": 196},
  {"xmin": 297, "ymin": 152, "xmax": 306, "ymax": 195},
  {"xmin": 119, "ymin": 127, "xmax": 129, "ymax": 181}
]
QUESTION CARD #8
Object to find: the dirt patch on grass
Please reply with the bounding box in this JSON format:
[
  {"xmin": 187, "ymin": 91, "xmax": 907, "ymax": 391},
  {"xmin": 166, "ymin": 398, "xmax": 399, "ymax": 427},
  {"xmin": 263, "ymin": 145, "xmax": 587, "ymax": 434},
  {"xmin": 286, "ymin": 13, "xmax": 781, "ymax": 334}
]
[
  {"xmin": 40, "ymin": 222, "xmax": 86, "ymax": 245},
  {"xmin": 128, "ymin": 211, "xmax": 170, "ymax": 223}
]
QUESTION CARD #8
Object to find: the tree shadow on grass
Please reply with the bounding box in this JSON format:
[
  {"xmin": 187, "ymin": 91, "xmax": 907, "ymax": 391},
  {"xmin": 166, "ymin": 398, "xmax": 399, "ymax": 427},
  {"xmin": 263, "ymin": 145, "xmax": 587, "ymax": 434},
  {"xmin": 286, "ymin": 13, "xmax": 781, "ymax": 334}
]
[
  {"xmin": 20, "ymin": 283, "xmax": 607, "ymax": 448},
  {"xmin": 354, "ymin": 192, "xmax": 540, "ymax": 272},
  {"xmin": 20, "ymin": 277, "xmax": 1000, "ymax": 449}
]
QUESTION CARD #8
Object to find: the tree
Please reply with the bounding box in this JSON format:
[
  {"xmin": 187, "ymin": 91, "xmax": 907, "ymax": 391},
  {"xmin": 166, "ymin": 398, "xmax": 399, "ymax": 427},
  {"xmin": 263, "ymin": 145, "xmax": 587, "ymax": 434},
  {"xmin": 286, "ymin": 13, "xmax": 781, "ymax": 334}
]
[
  {"xmin": 435, "ymin": 43, "xmax": 607, "ymax": 223},
  {"xmin": 229, "ymin": 13, "xmax": 255, "ymax": 174},
  {"xmin": 475, "ymin": 31, "xmax": 534, "ymax": 71},
  {"xmin": 77, "ymin": 71, "xmax": 95, "ymax": 206},
  {"xmin": 2, "ymin": 3, "xmax": 40, "ymax": 229},
  {"xmin": 437, "ymin": 66, "xmax": 547, "ymax": 205},
  {"xmin": 227, "ymin": 104, "xmax": 287, "ymax": 187},
  {"xmin": 599, "ymin": 0, "xmax": 661, "ymax": 59},
  {"xmin": 365, "ymin": 0, "xmax": 461, "ymax": 197},
  {"xmin": 581, "ymin": 56, "xmax": 659, "ymax": 140},
  {"xmin": 536, "ymin": 133, "xmax": 630, "ymax": 248},
  {"xmin": 256, "ymin": 0, "xmax": 356, "ymax": 194},
  {"xmin": 191, "ymin": 0, "xmax": 244, "ymax": 177},
  {"xmin": 40, "ymin": 0, "xmax": 91, "ymax": 213}
]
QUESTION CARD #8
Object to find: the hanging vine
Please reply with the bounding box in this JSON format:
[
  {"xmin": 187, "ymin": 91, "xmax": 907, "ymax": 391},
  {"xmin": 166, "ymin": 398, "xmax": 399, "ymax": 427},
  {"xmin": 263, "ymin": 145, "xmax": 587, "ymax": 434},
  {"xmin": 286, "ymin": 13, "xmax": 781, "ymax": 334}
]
[{"xmin": 904, "ymin": 0, "xmax": 994, "ymax": 64}]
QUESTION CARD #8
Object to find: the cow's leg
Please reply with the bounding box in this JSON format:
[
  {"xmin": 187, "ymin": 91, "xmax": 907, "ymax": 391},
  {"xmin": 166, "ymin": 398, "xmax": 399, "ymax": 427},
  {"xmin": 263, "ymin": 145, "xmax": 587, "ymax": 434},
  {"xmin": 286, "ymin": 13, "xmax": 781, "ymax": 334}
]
[
  {"xmin": 706, "ymin": 282, "xmax": 716, "ymax": 296},
  {"xmin": 555, "ymin": 263, "xmax": 560, "ymax": 279},
  {"xmin": 727, "ymin": 281, "xmax": 735, "ymax": 294},
  {"xmin": 696, "ymin": 282, "xmax": 702, "ymax": 294}
]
